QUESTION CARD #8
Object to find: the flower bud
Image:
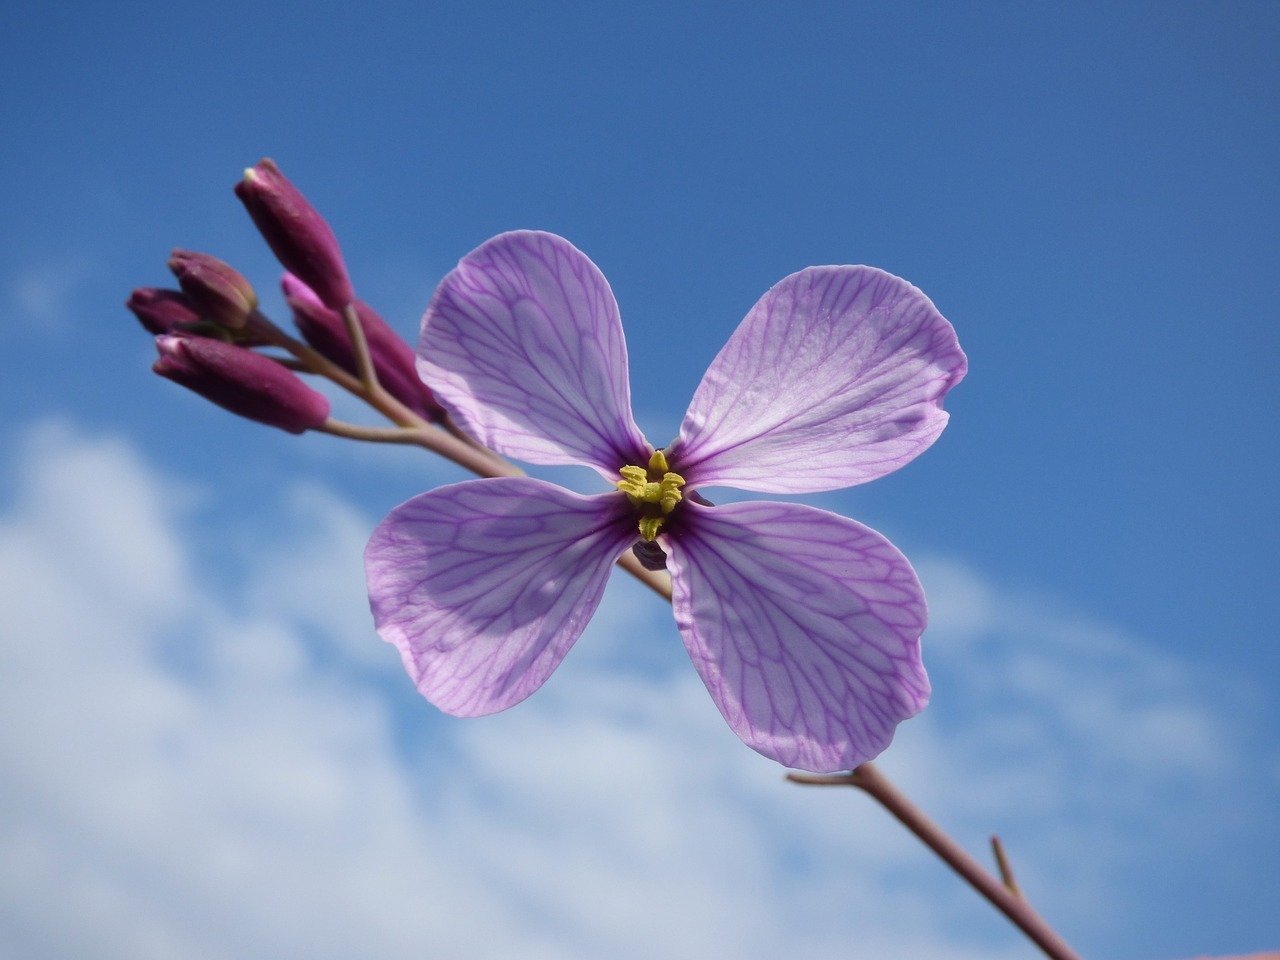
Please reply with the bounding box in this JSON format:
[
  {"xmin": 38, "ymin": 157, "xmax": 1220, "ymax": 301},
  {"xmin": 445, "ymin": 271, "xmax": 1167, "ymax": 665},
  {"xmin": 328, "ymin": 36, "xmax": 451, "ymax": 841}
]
[
  {"xmin": 282, "ymin": 274, "xmax": 443, "ymax": 421},
  {"xmin": 167, "ymin": 250, "xmax": 258, "ymax": 329},
  {"xmin": 236, "ymin": 158, "xmax": 355, "ymax": 310},
  {"xmin": 126, "ymin": 288, "xmax": 201, "ymax": 335},
  {"xmin": 153, "ymin": 334, "xmax": 329, "ymax": 434}
]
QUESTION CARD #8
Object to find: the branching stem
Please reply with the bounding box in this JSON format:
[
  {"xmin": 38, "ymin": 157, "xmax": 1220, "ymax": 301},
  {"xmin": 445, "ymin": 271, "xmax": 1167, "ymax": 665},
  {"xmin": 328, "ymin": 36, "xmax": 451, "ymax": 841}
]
[
  {"xmin": 249, "ymin": 310, "xmax": 518, "ymax": 478},
  {"xmin": 991, "ymin": 834, "xmax": 1022, "ymax": 897},
  {"xmin": 788, "ymin": 765, "xmax": 1080, "ymax": 960},
  {"xmin": 319, "ymin": 420, "xmax": 437, "ymax": 446}
]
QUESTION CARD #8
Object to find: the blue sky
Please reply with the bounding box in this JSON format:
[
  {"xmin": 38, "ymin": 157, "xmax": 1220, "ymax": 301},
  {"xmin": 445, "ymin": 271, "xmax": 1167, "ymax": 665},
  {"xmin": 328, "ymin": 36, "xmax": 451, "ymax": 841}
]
[{"xmin": 1, "ymin": 2, "xmax": 1277, "ymax": 958}]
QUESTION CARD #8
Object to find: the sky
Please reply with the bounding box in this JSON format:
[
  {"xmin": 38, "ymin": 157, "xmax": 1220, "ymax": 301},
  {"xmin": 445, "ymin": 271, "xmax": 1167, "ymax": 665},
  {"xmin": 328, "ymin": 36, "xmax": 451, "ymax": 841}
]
[{"xmin": 1, "ymin": 2, "xmax": 1277, "ymax": 958}]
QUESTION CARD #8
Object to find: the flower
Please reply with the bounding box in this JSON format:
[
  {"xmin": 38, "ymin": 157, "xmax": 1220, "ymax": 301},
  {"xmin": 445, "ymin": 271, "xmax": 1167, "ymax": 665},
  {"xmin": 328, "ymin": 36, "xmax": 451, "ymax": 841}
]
[{"xmin": 364, "ymin": 231, "xmax": 966, "ymax": 772}]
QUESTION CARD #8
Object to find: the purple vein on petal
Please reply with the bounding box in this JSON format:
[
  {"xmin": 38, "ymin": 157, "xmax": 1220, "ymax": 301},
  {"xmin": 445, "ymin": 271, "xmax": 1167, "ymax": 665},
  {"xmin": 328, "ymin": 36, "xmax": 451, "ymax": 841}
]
[
  {"xmin": 419, "ymin": 231, "xmax": 649, "ymax": 477},
  {"xmin": 665, "ymin": 498, "xmax": 929, "ymax": 772},
  {"xmin": 365, "ymin": 477, "xmax": 636, "ymax": 716},
  {"xmin": 670, "ymin": 265, "xmax": 967, "ymax": 494}
]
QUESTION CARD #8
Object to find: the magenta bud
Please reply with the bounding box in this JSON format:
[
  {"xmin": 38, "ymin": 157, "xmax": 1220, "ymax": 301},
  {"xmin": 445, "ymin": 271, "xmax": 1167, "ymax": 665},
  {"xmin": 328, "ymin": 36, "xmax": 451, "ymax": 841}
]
[
  {"xmin": 167, "ymin": 249, "xmax": 258, "ymax": 329},
  {"xmin": 236, "ymin": 158, "xmax": 355, "ymax": 311},
  {"xmin": 282, "ymin": 273, "xmax": 444, "ymax": 421},
  {"xmin": 127, "ymin": 288, "xmax": 202, "ymax": 335},
  {"xmin": 153, "ymin": 335, "xmax": 330, "ymax": 434}
]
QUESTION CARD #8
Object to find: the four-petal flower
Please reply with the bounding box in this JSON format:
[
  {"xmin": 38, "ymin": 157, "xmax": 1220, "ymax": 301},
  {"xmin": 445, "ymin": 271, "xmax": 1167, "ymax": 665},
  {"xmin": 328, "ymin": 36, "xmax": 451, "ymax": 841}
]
[{"xmin": 365, "ymin": 231, "xmax": 966, "ymax": 772}]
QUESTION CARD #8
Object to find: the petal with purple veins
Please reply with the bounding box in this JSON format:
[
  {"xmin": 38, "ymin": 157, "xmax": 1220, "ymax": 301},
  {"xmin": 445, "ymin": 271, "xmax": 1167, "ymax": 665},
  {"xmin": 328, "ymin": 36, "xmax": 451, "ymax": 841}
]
[
  {"xmin": 365, "ymin": 478, "xmax": 635, "ymax": 716},
  {"xmin": 420, "ymin": 231, "xmax": 650, "ymax": 477},
  {"xmin": 670, "ymin": 266, "xmax": 967, "ymax": 494},
  {"xmin": 664, "ymin": 499, "xmax": 930, "ymax": 772}
]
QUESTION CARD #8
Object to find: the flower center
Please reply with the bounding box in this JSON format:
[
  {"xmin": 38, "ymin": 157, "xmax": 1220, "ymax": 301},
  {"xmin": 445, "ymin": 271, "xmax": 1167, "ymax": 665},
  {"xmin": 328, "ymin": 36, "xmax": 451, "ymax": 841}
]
[{"xmin": 616, "ymin": 450, "xmax": 685, "ymax": 541}]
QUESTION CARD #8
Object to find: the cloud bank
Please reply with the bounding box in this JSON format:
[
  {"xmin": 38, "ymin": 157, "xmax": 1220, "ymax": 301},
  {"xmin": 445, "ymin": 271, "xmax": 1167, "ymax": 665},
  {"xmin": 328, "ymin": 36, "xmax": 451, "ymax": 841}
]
[{"xmin": 0, "ymin": 422, "xmax": 1272, "ymax": 959}]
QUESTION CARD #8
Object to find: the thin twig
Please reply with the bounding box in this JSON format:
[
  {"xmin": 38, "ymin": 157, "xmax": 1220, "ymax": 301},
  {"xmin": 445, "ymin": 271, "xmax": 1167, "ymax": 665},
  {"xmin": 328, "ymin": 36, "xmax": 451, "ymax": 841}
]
[
  {"xmin": 991, "ymin": 834, "xmax": 1022, "ymax": 897},
  {"xmin": 248, "ymin": 308, "xmax": 521, "ymax": 477},
  {"xmin": 247, "ymin": 310, "xmax": 422, "ymax": 424},
  {"xmin": 251, "ymin": 314, "xmax": 380, "ymax": 403},
  {"xmin": 318, "ymin": 420, "xmax": 438, "ymax": 446},
  {"xmin": 788, "ymin": 764, "xmax": 1080, "ymax": 960},
  {"xmin": 341, "ymin": 302, "xmax": 380, "ymax": 393}
]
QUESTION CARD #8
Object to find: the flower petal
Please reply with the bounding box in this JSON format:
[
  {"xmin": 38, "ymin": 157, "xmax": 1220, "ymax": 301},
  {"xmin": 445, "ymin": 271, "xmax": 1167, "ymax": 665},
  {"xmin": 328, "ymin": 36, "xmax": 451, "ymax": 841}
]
[
  {"xmin": 669, "ymin": 266, "xmax": 966, "ymax": 493},
  {"xmin": 365, "ymin": 478, "xmax": 635, "ymax": 715},
  {"xmin": 664, "ymin": 499, "xmax": 930, "ymax": 772},
  {"xmin": 420, "ymin": 231, "xmax": 650, "ymax": 477}
]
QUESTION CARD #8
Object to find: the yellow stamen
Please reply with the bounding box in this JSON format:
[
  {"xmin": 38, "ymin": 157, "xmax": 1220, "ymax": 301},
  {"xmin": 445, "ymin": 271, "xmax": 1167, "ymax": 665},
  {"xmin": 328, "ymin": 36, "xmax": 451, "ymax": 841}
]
[
  {"xmin": 616, "ymin": 465, "xmax": 650, "ymax": 499},
  {"xmin": 616, "ymin": 451, "xmax": 686, "ymax": 541},
  {"xmin": 658, "ymin": 475, "xmax": 683, "ymax": 513}
]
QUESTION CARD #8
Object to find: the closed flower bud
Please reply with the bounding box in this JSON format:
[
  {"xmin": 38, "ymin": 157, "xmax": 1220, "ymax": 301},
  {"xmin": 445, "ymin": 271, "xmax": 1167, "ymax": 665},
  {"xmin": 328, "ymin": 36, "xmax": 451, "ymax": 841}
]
[
  {"xmin": 236, "ymin": 158, "xmax": 355, "ymax": 310},
  {"xmin": 153, "ymin": 334, "xmax": 330, "ymax": 434},
  {"xmin": 282, "ymin": 273, "xmax": 443, "ymax": 421},
  {"xmin": 126, "ymin": 288, "xmax": 202, "ymax": 335},
  {"xmin": 167, "ymin": 250, "xmax": 258, "ymax": 329}
]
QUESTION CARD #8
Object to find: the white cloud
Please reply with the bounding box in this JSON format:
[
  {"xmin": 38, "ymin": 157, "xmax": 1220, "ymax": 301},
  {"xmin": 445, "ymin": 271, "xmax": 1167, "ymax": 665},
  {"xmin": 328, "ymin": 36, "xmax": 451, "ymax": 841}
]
[
  {"xmin": 239, "ymin": 481, "xmax": 396, "ymax": 669},
  {"xmin": 0, "ymin": 422, "xmax": 1271, "ymax": 959},
  {"xmin": 897, "ymin": 556, "xmax": 1279, "ymax": 930},
  {"xmin": 917, "ymin": 554, "xmax": 1263, "ymax": 801},
  {"xmin": 5, "ymin": 259, "xmax": 97, "ymax": 329}
]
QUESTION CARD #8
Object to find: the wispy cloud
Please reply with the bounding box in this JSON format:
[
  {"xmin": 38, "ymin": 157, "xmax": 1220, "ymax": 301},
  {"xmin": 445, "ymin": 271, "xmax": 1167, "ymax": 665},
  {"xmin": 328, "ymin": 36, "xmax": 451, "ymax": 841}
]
[
  {"xmin": 0, "ymin": 421, "xmax": 1271, "ymax": 958},
  {"xmin": 4, "ymin": 259, "xmax": 98, "ymax": 330},
  {"xmin": 900, "ymin": 556, "xmax": 1279, "ymax": 932}
]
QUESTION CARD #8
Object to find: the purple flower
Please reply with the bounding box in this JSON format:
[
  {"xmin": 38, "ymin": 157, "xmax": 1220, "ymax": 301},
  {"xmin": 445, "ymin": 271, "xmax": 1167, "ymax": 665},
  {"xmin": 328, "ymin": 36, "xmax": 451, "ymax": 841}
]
[{"xmin": 365, "ymin": 232, "xmax": 966, "ymax": 772}]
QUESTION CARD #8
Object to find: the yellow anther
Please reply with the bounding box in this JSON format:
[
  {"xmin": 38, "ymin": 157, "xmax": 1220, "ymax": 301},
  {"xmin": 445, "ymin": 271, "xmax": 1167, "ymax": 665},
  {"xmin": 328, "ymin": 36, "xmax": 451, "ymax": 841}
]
[
  {"xmin": 648, "ymin": 450, "xmax": 669, "ymax": 473},
  {"xmin": 616, "ymin": 464, "xmax": 650, "ymax": 500},
  {"xmin": 665, "ymin": 478, "xmax": 686, "ymax": 514},
  {"xmin": 658, "ymin": 473, "xmax": 684, "ymax": 514}
]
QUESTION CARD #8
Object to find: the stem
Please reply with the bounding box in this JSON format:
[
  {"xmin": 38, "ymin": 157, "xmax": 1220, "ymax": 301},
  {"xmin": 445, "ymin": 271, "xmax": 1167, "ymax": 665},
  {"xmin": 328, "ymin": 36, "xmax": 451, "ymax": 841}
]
[
  {"xmin": 249, "ymin": 312, "xmax": 375, "ymax": 396},
  {"xmin": 319, "ymin": 420, "xmax": 439, "ymax": 447},
  {"xmin": 788, "ymin": 764, "xmax": 1081, "ymax": 960},
  {"xmin": 312, "ymin": 419, "xmax": 521, "ymax": 476},
  {"xmin": 249, "ymin": 310, "xmax": 429, "ymax": 429},
  {"xmin": 341, "ymin": 302, "xmax": 380, "ymax": 393},
  {"xmin": 991, "ymin": 835, "xmax": 1022, "ymax": 897}
]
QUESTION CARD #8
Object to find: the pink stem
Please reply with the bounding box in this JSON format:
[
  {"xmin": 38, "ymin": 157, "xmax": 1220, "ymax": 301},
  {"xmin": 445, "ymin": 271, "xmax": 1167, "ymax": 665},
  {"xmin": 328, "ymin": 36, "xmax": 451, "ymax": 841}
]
[{"xmin": 788, "ymin": 763, "xmax": 1082, "ymax": 960}]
